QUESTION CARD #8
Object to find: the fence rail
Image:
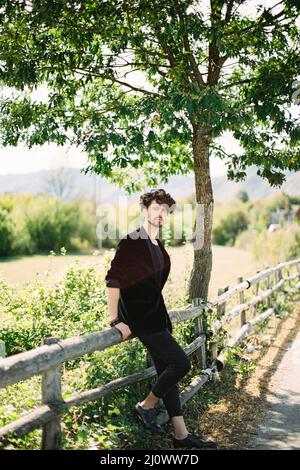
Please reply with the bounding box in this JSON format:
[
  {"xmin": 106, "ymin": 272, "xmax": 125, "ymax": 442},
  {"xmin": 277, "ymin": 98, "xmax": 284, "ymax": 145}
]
[{"xmin": 0, "ymin": 257, "xmax": 299, "ymax": 449}]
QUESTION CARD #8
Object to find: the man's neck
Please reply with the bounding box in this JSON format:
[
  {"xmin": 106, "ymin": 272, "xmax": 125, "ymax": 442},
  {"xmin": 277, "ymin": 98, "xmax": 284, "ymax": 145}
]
[{"xmin": 142, "ymin": 221, "xmax": 159, "ymax": 241}]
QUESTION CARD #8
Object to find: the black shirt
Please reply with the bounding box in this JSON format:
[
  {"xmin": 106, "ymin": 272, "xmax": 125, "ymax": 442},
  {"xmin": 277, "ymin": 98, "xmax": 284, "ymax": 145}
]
[
  {"xmin": 147, "ymin": 239, "xmax": 164, "ymax": 287},
  {"xmin": 106, "ymin": 231, "xmax": 164, "ymax": 288},
  {"xmin": 105, "ymin": 243, "xmax": 164, "ymax": 288},
  {"xmin": 105, "ymin": 226, "xmax": 172, "ymax": 334}
]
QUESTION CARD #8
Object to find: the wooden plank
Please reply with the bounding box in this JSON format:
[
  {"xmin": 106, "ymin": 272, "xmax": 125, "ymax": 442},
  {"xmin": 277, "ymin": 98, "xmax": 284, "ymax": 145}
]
[
  {"xmin": 41, "ymin": 337, "xmax": 62, "ymax": 450},
  {"xmin": 0, "ymin": 306, "xmax": 206, "ymax": 388},
  {"xmin": 0, "ymin": 341, "xmax": 5, "ymax": 359},
  {"xmin": 238, "ymin": 276, "xmax": 246, "ymax": 327},
  {"xmin": 0, "ymin": 336, "xmax": 205, "ymax": 443},
  {"xmin": 192, "ymin": 298, "xmax": 206, "ymax": 369},
  {"xmin": 216, "ymin": 308, "xmax": 274, "ymax": 370}
]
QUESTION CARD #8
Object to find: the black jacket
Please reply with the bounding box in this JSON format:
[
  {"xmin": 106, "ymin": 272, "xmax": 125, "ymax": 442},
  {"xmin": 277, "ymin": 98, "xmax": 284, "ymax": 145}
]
[{"xmin": 105, "ymin": 225, "xmax": 173, "ymax": 336}]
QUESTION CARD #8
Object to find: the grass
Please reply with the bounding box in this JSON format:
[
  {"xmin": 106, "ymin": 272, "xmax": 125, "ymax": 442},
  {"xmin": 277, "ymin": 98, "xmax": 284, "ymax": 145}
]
[
  {"xmin": 0, "ymin": 243, "xmax": 260, "ymax": 301},
  {"xmin": 0, "ymin": 252, "xmax": 105, "ymax": 290}
]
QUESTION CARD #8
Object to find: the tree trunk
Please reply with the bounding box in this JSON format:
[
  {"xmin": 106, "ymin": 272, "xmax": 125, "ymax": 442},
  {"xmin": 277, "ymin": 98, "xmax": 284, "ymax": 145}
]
[{"xmin": 187, "ymin": 124, "xmax": 214, "ymax": 303}]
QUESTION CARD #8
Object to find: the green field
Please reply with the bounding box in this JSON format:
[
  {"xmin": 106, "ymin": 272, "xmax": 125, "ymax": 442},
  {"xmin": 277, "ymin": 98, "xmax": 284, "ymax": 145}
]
[{"xmin": 0, "ymin": 244, "xmax": 260, "ymax": 301}]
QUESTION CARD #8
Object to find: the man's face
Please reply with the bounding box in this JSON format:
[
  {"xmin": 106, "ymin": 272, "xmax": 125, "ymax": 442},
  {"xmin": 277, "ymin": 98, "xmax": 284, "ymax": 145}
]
[{"xmin": 143, "ymin": 200, "xmax": 170, "ymax": 227}]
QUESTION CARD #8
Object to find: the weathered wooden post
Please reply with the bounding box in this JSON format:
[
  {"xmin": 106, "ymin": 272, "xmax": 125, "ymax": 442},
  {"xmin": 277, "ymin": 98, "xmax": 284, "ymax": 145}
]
[
  {"xmin": 238, "ymin": 276, "xmax": 246, "ymax": 327},
  {"xmin": 253, "ymin": 270, "xmax": 261, "ymax": 318},
  {"xmin": 210, "ymin": 342, "xmax": 218, "ymax": 364},
  {"xmin": 255, "ymin": 270, "xmax": 260, "ymax": 297},
  {"xmin": 192, "ymin": 297, "xmax": 206, "ymax": 370},
  {"xmin": 215, "ymin": 286, "xmax": 229, "ymax": 358},
  {"xmin": 0, "ymin": 341, "xmax": 5, "ymax": 359},
  {"xmin": 277, "ymin": 266, "xmax": 283, "ymax": 296},
  {"xmin": 265, "ymin": 267, "xmax": 271, "ymax": 309},
  {"xmin": 41, "ymin": 337, "xmax": 63, "ymax": 450},
  {"xmin": 217, "ymin": 286, "xmax": 229, "ymax": 316},
  {"xmin": 209, "ymin": 286, "xmax": 229, "ymax": 370},
  {"xmin": 285, "ymin": 265, "xmax": 290, "ymax": 291}
]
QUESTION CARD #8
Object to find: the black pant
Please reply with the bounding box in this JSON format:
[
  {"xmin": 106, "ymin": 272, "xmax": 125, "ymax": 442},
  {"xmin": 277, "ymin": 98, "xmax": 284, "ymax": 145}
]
[{"xmin": 137, "ymin": 327, "xmax": 191, "ymax": 418}]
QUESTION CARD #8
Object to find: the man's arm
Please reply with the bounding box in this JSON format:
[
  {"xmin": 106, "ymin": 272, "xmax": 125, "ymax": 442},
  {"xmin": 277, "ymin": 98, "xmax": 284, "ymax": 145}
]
[
  {"xmin": 107, "ymin": 286, "xmax": 120, "ymax": 323},
  {"xmin": 104, "ymin": 238, "xmax": 130, "ymax": 289},
  {"xmin": 105, "ymin": 237, "xmax": 130, "ymax": 324},
  {"xmin": 104, "ymin": 237, "xmax": 135, "ymax": 340}
]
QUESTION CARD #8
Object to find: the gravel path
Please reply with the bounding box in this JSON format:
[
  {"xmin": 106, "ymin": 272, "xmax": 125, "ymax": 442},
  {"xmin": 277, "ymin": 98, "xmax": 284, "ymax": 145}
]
[{"xmin": 249, "ymin": 327, "xmax": 300, "ymax": 450}]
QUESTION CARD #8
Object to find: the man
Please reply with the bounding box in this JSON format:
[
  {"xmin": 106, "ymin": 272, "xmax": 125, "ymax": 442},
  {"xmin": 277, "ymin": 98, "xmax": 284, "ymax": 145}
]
[{"xmin": 105, "ymin": 188, "xmax": 216, "ymax": 450}]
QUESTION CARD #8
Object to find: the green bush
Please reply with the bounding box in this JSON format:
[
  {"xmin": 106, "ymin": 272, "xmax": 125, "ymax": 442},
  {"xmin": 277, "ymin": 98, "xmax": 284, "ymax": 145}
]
[
  {"xmin": 235, "ymin": 222, "xmax": 300, "ymax": 264},
  {"xmin": 212, "ymin": 209, "xmax": 249, "ymax": 246},
  {"xmin": 0, "ymin": 207, "xmax": 15, "ymax": 256},
  {"xmin": 25, "ymin": 196, "xmax": 80, "ymax": 252},
  {"xmin": 0, "ymin": 194, "xmax": 99, "ymax": 256}
]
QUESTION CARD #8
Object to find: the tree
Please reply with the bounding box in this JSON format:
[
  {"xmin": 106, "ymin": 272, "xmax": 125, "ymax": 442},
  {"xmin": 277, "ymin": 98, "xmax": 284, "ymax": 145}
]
[
  {"xmin": 43, "ymin": 167, "xmax": 76, "ymax": 200},
  {"xmin": 236, "ymin": 189, "xmax": 249, "ymax": 203},
  {"xmin": 0, "ymin": 0, "xmax": 299, "ymax": 303}
]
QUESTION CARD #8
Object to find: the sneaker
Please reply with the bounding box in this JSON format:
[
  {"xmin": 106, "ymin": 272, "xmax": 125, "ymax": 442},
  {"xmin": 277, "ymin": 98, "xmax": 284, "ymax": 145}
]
[
  {"xmin": 135, "ymin": 402, "xmax": 165, "ymax": 434},
  {"xmin": 173, "ymin": 432, "xmax": 217, "ymax": 449}
]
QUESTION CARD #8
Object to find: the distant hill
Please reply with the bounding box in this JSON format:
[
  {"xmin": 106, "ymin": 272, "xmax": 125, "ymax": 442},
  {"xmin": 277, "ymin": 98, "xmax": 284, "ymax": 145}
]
[{"xmin": 0, "ymin": 165, "xmax": 299, "ymax": 203}]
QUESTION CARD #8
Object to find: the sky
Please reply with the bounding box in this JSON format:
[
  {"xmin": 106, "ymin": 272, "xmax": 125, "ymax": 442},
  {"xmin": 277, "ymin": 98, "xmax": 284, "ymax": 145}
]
[
  {"xmin": 0, "ymin": 139, "xmax": 230, "ymax": 177},
  {"xmin": 0, "ymin": 0, "xmax": 297, "ymax": 178}
]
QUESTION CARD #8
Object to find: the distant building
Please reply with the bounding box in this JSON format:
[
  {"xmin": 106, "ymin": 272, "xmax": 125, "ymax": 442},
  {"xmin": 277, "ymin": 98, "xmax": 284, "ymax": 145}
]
[{"xmin": 267, "ymin": 224, "xmax": 281, "ymax": 234}]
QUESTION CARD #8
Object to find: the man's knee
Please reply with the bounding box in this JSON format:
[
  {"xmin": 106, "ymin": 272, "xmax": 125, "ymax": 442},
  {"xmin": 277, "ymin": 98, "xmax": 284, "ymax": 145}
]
[{"xmin": 176, "ymin": 355, "xmax": 191, "ymax": 377}]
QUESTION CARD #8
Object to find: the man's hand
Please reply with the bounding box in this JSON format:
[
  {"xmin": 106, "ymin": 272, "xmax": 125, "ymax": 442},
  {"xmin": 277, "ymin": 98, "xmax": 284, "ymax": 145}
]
[{"xmin": 114, "ymin": 322, "xmax": 132, "ymax": 341}]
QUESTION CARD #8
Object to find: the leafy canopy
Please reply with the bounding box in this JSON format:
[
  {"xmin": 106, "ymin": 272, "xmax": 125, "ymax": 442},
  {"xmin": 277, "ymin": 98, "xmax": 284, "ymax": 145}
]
[{"xmin": 0, "ymin": 0, "xmax": 299, "ymax": 190}]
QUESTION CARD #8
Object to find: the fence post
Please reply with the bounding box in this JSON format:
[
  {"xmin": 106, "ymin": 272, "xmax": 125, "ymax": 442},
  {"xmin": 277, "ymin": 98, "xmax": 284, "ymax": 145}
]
[
  {"xmin": 192, "ymin": 297, "xmax": 206, "ymax": 370},
  {"xmin": 210, "ymin": 342, "xmax": 218, "ymax": 363},
  {"xmin": 264, "ymin": 267, "xmax": 271, "ymax": 308},
  {"xmin": 41, "ymin": 337, "xmax": 63, "ymax": 450},
  {"xmin": 0, "ymin": 341, "xmax": 5, "ymax": 359},
  {"xmin": 208, "ymin": 286, "xmax": 229, "ymax": 367},
  {"xmin": 238, "ymin": 276, "xmax": 246, "ymax": 327},
  {"xmin": 255, "ymin": 270, "xmax": 260, "ymax": 297},
  {"xmin": 277, "ymin": 267, "xmax": 283, "ymax": 296},
  {"xmin": 217, "ymin": 286, "xmax": 229, "ymax": 317},
  {"xmin": 285, "ymin": 265, "xmax": 290, "ymax": 291}
]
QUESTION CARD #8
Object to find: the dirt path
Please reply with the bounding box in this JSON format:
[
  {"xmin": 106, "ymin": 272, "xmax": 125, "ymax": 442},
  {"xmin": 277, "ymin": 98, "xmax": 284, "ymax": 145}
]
[
  {"xmin": 249, "ymin": 320, "xmax": 300, "ymax": 449},
  {"xmin": 197, "ymin": 298, "xmax": 300, "ymax": 450}
]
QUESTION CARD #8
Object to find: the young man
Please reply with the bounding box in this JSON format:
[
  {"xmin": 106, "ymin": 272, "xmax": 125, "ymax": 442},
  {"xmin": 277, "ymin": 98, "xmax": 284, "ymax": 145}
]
[{"xmin": 105, "ymin": 188, "xmax": 216, "ymax": 450}]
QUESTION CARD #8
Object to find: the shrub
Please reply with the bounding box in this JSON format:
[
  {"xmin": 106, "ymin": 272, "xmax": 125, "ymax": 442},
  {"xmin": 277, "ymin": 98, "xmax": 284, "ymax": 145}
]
[
  {"xmin": 0, "ymin": 194, "xmax": 100, "ymax": 256},
  {"xmin": 212, "ymin": 209, "xmax": 249, "ymax": 246},
  {"xmin": 0, "ymin": 207, "xmax": 15, "ymax": 256},
  {"xmin": 249, "ymin": 223, "xmax": 300, "ymax": 265},
  {"xmin": 25, "ymin": 196, "xmax": 81, "ymax": 252}
]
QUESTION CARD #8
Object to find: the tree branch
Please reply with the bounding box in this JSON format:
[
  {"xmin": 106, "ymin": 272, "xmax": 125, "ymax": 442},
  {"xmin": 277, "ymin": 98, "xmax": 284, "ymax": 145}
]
[{"xmin": 74, "ymin": 68, "xmax": 163, "ymax": 98}]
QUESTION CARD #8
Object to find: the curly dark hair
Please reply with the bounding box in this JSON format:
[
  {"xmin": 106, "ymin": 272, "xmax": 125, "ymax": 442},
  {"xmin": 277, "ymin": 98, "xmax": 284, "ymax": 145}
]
[{"xmin": 139, "ymin": 188, "xmax": 176, "ymax": 214}]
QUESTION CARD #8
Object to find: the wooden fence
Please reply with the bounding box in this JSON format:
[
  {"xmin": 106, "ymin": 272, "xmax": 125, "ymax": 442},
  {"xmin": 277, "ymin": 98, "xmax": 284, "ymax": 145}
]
[{"xmin": 0, "ymin": 258, "xmax": 299, "ymax": 449}]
